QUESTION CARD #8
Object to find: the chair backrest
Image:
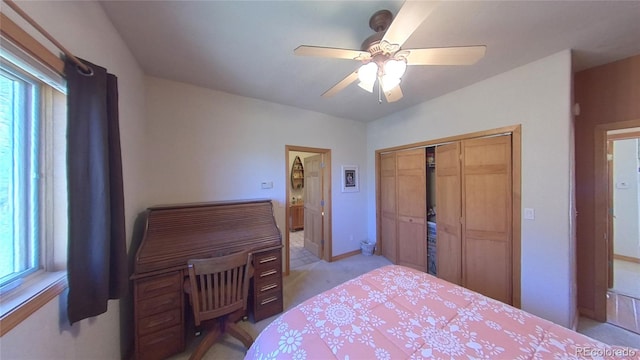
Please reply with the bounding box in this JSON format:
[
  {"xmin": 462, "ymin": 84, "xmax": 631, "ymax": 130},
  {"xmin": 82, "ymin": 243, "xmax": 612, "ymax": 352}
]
[{"xmin": 187, "ymin": 252, "xmax": 253, "ymax": 326}]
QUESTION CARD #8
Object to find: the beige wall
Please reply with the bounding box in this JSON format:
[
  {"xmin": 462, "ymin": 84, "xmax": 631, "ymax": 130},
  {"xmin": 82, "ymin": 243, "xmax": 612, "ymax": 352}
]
[
  {"xmin": 144, "ymin": 76, "xmax": 370, "ymax": 256},
  {"xmin": 0, "ymin": 1, "xmax": 147, "ymax": 359},
  {"xmin": 367, "ymin": 50, "xmax": 576, "ymax": 327}
]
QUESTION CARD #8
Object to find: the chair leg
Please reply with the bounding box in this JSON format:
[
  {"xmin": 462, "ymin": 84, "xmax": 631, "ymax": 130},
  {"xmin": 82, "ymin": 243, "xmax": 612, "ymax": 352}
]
[
  {"xmin": 225, "ymin": 321, "xmax": 254, "ymax": 349},
  {"xmin": 189, "ymin": 325, "xmax": 222, "ymax": 360}
]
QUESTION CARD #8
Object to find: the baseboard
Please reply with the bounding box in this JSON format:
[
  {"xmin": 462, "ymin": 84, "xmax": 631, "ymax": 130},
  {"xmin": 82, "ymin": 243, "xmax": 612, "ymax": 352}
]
[
  {"xmin": 614, "ymin": 254, "xmax": 640, "ymax": 264},
  {"xmin": 571, "ymin": 308, "xmax": 579, "ymax": 331},
  {"xmin": 331, "ymin": 249, "xmax": 361, "ymax": 262}
]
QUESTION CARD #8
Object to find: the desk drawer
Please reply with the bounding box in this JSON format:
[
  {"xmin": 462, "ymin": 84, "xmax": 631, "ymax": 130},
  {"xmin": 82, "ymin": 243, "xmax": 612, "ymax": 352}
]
[
  {"xmin": 138, "ymin": 324, "xmax": 183, "ymax": 360},
  {"xmin": 253, "ymin": 249, "xmax": 281, "ymax": 270},
  {"xmin": 254, "ymin": 289, "xmax": 283, "ymax": 321},
  {"xmin": 139, "ymin": 308, "xmax": 181, "ymax": 336},
  {"xmin": 138, "ymin": 291, "xmax": 181, "ymax": 318},
  {"xmin": 255, "ymin": 276, "xmax": 282, "ymax": 295},
  {"xmin": 254, "ymin": 263, "xmax": 281, "ymax": 284},
  {"xmin": 136, "ymin": 272, "xmax": 182, "ymax": 300}
]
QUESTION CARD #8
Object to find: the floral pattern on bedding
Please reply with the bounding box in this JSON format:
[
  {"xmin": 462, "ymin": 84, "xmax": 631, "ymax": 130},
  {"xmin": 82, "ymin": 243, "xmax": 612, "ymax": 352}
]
[{"xmin": 246, "ymin": 265, "xmax": 639, "ymax": 360}]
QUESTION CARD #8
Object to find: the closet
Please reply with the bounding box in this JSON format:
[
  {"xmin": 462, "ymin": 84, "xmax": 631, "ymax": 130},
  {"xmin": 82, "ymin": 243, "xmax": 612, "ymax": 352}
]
[{"xmin": 377, "ymin": 129, "xmax": 518, "ymax": 306}]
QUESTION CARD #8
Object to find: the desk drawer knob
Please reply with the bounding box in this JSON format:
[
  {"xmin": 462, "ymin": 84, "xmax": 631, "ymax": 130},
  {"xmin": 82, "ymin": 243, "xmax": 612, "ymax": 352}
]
[
  {"xmin": 260, "ymin": 283, "xmax": 278, "ymax": 292},
  {"xmin": 259, "ymin": 269, "xmax": 277, "ymax": 277},
  {"xmin": 259, "ymin": 256, "xmax": 278, "ymax": 264},
  {"xmin": 260, "ymin": 296, "xmax": 278, "ymax": 305}
]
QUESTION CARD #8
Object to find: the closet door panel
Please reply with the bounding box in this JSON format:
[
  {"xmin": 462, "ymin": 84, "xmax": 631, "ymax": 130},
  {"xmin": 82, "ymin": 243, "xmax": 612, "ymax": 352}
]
[
  {"xmin": 396, "ymin": 149, "xmax": 426, "ymax": 271},
  {"xmin": 436, "ymin": 142, "xmax": 462, "ymax": 285},
  {"xmin": 462, "ymin": 135, "xmax": 512, "ymax": 304},
  {"xmin": 465, "ymin": 238, "xmax": 510, "ymax": 303},
  {"xmin": 380, "ymin": 153, "xmax": 397, "ymax": 263},
  {"xmin": 398, "ymin": 220, "xmax": 426, "ymax": 271},
  {"xmin": 465, "ymin": 174, "xmax": 509, "ymax": 232}
]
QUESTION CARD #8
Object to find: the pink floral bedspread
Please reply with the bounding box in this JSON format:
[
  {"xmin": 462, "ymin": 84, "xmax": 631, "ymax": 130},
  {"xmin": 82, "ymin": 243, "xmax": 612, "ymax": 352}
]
[{"xmin": 246, "ymin": 265, "xmax": 639, "ymax": 359}]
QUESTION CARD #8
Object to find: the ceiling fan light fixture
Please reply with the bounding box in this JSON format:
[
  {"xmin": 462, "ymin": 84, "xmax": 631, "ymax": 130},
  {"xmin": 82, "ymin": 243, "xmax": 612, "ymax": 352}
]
[
  {"xmin": 384, "ymin": 59, "xmax": 407, "ymax": 79},
  {"xmin": 380, "ymin": 74, "xmax": 401, "ymax": 92},
  {"xmin": 358, "ymin": 80, "xmax": 375, "ymax": 93},
  {"xmin": 358, "ymin": 62, "xmax": 378, "ymax": 84}
]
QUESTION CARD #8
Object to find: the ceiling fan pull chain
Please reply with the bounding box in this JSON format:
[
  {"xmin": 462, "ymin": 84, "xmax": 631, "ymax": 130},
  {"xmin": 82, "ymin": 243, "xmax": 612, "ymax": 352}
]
[{"xmin": 378, "ymin": 81, "xmax": 382, "ymax": 104}]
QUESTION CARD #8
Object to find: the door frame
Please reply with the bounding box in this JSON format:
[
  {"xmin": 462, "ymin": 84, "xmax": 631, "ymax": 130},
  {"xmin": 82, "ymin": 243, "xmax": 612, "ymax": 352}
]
[
  {"xmin": 606, "ymin": 130, "xmax": 640, "ymax": 289},
  {"xmin": 593, "ymin": 120, "xmax": 640, "ymax": 320},
  {"xmin": 285, "ymin": 145, "xmax": 332, "ymax": 276},
  {"xmin": 375, "ymin": 124, "xmax": 522, "ymax": 307}
]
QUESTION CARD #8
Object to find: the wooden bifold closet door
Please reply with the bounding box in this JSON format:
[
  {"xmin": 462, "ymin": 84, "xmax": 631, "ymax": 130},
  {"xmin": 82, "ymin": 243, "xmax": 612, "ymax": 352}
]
[
  {"xmin": 379, "ymin": 148, "xmax": 427, "ymax": 272},
  {"xmin": 461, "ymin": 135, "xmax": 513, "ymax": 305},
  {"xmin": 396, "ymin": 149, "xmax": 427, "ymax": 271},
  {"xmin": 436, "ymin": 135, "xmax": 513, "ymax": 304},
  {"xmin": 380, "ymin": 152, "xmax": 397, "ymax": 263},
  {"xmin": 379, "ymin": 133, "xmax": 514, "ymax": 305},
  {"xmin": 435, "ymin": 142, "xmax": 462, "ymax": 285}
]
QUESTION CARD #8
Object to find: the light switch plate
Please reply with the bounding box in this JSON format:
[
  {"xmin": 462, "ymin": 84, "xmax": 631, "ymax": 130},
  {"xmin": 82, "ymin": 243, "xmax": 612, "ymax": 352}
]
[
  {"xmin": 261, "ymin": 181, "xmax": 273, "ymax": 189},
  {"xmin": 616, "ymin": 181, "xmax": 630, "ymax": 189},
  {"xmin": 524, "ymin": 208, "xmax": 535, "ymax": 220}
]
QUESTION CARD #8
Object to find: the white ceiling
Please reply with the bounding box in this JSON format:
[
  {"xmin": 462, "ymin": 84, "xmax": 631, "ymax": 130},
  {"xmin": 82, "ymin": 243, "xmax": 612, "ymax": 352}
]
[{"xmin": 99, "ymin": 0, "xmax": 640, "ymax": 123}]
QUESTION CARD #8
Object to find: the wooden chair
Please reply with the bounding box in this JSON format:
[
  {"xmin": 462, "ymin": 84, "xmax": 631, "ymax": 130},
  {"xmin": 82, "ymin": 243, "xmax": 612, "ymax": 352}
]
[{"xmin": 184, "ymin": 252, "xmax": 254, "ymax": 360}]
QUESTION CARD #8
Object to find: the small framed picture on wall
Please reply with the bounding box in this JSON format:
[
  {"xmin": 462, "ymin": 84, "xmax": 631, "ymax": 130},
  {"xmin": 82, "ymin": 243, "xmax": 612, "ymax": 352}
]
[{"xmin": 341, "ymin": 165, "xmax": 359, "ymax": 192}]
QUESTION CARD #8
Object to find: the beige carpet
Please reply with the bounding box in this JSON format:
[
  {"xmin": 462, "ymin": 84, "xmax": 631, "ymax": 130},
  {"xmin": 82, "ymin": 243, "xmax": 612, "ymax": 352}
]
[{"xmin": 170, "ymin": 254, "xmax": 640, "ymax": 359}]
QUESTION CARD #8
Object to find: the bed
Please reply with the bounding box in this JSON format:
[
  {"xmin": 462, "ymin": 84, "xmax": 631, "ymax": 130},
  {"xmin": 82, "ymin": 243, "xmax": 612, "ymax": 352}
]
[{"xmin": 246, "ymin": 265, "xmax": 638, "ymax": 359}]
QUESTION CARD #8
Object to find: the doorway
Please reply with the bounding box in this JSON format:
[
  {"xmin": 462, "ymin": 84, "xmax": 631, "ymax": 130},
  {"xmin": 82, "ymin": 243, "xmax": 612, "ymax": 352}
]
[
  {"xmin": 605, "ymin": 129, "xmax": 640, "ymax": 334},
  {"xmin": 285, "ymin": 146, "xmax": 332, "ymax": 275}
]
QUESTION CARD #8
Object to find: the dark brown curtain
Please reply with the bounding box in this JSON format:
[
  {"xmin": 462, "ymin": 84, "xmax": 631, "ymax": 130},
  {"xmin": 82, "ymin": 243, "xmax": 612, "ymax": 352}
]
[{"xmin": 65, "ymin": 58, "xmax": 127, "ymax": 324}]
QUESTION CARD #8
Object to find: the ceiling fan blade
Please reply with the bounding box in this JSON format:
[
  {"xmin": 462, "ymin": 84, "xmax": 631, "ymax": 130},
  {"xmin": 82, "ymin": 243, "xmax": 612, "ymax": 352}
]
[
  {"xmin": 384, "ymin": 84, "xmax": 403, "ymax": 103},
  {"xmin": 381, "ymin": 1, "xmax": 439, "ymax": 48},
  {"xmin": 404, "ymin": 46, "xmax": 487, "ymax": 65},
  {"xmin": 294, "ymin": 45, "xmax": 371, "ymax": 61},
  {"xmin": 322, "ymin": 70, "xmax": 359, "ymax": 97}
]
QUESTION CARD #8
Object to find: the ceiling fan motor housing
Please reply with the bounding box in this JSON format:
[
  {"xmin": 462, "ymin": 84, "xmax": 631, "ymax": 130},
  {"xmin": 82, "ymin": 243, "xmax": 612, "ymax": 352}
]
[
  {"xmin": 361, "ymin": 9, "xmax": 393, "ymax": 54},
  {"xmin": 369, "ymin": 9, "xmax": 393, "ymax": 32}
]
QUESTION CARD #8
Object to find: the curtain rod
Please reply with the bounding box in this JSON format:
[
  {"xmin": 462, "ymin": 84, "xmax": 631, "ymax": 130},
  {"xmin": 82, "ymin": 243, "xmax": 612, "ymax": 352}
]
[{"xmin": 2, "ymin": 0, "xmax": 91, "ymax": 74}]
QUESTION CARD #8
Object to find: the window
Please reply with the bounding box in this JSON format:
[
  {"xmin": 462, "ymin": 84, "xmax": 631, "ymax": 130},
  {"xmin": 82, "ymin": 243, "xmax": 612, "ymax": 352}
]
[
  {"xmin": 0, "ymin": 61, "xmax": 41, "ymax": 291},
  {"xmin": 0, "ymin": 36, "xmax": 67, "ymax": 333}
]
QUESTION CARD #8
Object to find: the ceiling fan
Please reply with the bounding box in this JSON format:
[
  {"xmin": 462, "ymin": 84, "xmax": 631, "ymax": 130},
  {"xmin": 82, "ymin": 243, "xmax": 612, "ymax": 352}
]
[{"xmin": 294, "ymin": 1, "xmax": 486, "ymax": 103}]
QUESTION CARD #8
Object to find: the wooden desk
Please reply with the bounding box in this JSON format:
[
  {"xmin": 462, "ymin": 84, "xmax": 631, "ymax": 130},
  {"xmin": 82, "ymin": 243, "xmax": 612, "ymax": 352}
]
[{"xmin": 131, "ymin": 199, "xmax": 283, "ymax": 360}]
